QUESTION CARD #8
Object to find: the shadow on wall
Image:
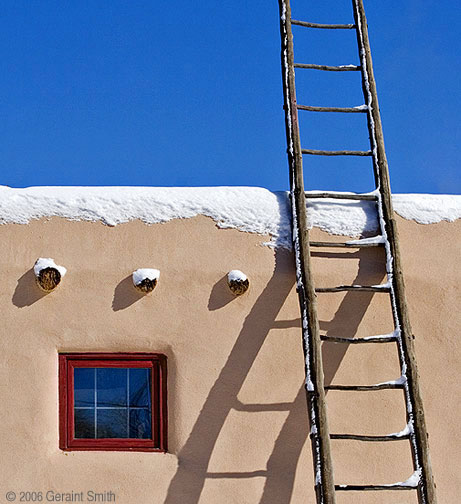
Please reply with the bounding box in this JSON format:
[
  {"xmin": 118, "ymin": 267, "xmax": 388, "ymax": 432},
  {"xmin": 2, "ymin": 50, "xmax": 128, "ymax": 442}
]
[
  {"xmin": 13, "ymin": 270, "xmax": 150, "ymax": 311},
  {"xmin": 12, "ymin": 268, "xmax": 49, "ymax": 307},
  {"xmin": 207, "ymin": 275, "xmax": 236, "ymax": 311},
  {"xmin": 164, "ymin": 245, "xmax": 387, "ymax": 503},
  {"xmin": 164, "ymin": 248, "xmax": 305, "ymax": 504},
  {"xmin": 112, "ymin": 275, "xmax": 146, "ymax": 311}
]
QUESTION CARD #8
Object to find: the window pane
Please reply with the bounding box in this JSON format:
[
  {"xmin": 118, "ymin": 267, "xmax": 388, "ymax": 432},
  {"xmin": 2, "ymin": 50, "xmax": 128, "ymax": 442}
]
[
  {"xmin": 75, "ymin": 408, "xmax": 95, "ymax": 438},
  {"xmin": 129, "ymin": 368, "xmax": 151, "ymax": 407},
  {"xmin": 130, "ymin": 409, "xmax": 152, "ymax": 439},
  {"xmin": 97, "ymin": 368, "xmax": 127, "ymax": 407},
  {"xmin": 97, "ymin": 409, "xmax": 128, "ymax": 438},
  {"xmin": 72, "ymin": 366, "xmax": 154, "ymax": 440},
  {"xmin": 74, "ymin": 368, "xmax": 94, "ymax": 407}
]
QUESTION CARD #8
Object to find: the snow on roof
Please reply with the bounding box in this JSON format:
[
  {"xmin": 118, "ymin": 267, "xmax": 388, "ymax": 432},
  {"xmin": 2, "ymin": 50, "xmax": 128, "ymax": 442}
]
[{"xmin": 0, "ymin": 186, "xmax": 460, "ymax": 248}]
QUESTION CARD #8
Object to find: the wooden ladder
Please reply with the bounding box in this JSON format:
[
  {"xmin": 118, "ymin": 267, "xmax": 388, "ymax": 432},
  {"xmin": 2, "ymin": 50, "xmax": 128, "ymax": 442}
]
[{"xmin": 278, "ymin": 1, "xmax": 437, "ymax": 503}]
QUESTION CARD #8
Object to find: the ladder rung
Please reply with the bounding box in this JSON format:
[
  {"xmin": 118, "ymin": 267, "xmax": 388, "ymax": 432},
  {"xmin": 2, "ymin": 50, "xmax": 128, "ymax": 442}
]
[
  {"xmin": 291, "ymin": 19, "xmax": 356, "ymax": 30},
  {"xmin": 310, "ymin": 240, "xmax": 383, "ymax": 248},
  {"xmin": 335, "ymin": 484, "xmax": 416, "ymax": 491},
  {"xmin": 321, "ymin": 335, "xmax": 397, "ymax": 344},
  {"xmin": 297, "ymin": 104, "xmax": 367, "ymax": 113},
  {"xmin": 294, "ymin": 63, "xmax": 361, "ymax": 71},
  {"xmin": 305, "ymin": 192, "xmax": 377, "ymax": 201},
  {"xmin": 325, "ymin": 383, "xmax": 405, "ymax": 391},
  {"xmin": 302, "ymin": 148, "xmax": 372, "ymax": 156},
  {"xmin": 330, "ymin": 433, "xmax": 410, "ymax": 442},
  {"xmin": 316, "ymin": 285, "xmax": 391, "ymax": 293}
]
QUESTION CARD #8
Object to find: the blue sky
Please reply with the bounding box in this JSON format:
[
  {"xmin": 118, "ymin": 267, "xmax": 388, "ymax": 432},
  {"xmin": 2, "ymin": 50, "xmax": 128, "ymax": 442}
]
[{"xmin": 1, "ymin": 1, "xmax": 459, "ymax": 193}]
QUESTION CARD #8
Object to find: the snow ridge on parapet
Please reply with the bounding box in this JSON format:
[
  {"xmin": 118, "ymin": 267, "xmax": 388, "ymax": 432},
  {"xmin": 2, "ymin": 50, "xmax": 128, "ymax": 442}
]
[{"xmin": 0, "ymin": 186, "xmax": 460, "ymax": 248}]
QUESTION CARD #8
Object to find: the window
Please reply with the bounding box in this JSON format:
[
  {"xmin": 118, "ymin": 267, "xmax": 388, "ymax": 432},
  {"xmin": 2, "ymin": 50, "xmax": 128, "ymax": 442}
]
[{"xmin": 59, "ymin": 353, "xmax": 167, "ymax": 451}]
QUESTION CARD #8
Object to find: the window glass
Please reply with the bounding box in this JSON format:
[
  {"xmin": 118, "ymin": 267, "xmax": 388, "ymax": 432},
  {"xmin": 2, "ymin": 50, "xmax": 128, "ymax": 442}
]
[
  {"xmin": 97, "ymin": 410, "xmax": 128, "ymax": 438},
  {"xmin": 74, "ymin": 409, "xmax": 94, "ymax": 439},
  {"xmin": 130, "ymin": 368, "xmax": 151, "ymax": 407},
  {"xmin": 97, "ymin": 368, "xmax": 127, "ymax": 407},
  {"xmin": 74, "ymin": 367, "xmax": 152, "ymax": 439},
  {"xmin": 74, "ymin": 368, "xmax": 94, "ymax": 408},
  {"xmin": 129, "ymin": 409, "xmax": 152, "ymax": 439}
]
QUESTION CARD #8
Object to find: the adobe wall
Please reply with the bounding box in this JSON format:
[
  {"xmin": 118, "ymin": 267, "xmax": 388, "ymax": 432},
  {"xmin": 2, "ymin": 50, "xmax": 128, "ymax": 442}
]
[{"xmin": 0, "ymin": 215, "xmax": 459, "ymax": 504}]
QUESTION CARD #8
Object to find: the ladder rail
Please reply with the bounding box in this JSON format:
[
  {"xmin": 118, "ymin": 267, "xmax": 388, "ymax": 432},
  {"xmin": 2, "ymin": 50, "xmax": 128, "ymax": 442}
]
[
  {"xmin": 353, "ymin": 2, "xmax": 437, "ymax": 502},
  {"xmin": 278, "ymin": 1, "xmax": 336, "ymax": 503}
]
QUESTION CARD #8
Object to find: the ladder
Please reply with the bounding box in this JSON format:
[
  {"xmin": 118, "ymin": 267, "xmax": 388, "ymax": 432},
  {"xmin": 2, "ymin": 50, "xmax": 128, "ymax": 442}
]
[{"xmin": 278, "ymin": 1, "xmax": 437, "ymax": 503}]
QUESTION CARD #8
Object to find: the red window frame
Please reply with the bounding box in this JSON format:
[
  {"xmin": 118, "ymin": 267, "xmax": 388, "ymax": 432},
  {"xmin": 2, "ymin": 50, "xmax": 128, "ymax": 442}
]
[{"xmin": 59, "ymin": 353, "xmax": 167, "ymax": 452}]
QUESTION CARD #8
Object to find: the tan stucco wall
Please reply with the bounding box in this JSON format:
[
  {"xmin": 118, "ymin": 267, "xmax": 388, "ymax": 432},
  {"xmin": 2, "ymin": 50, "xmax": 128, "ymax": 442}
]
[{"xmin": 0, "ymin": 215, "xmax": 459, "ymax": 504}]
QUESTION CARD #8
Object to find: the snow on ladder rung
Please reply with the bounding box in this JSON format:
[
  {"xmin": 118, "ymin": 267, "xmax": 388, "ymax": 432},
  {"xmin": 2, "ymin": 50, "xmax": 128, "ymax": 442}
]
[
  {"xmin": 291, "ymin": 19, "xmax": 356, "ymax": 30},
  {"xmin": 315, "ymin": 284, "xmax": 391, "ymax": 293},
  {"xmin": 320, "ymin": 334, "xmax": 397, "ymax": 344},
  {"xmin": 336, "ymin": 470, "xmax": 420, "ymax": 491},
  {"xmin": 335, "ymin": 484, "xmax": 416, "ymax": 491},
  {"xmin": 310, "ymin": 239, "xmax": 383, "ymax": 248},
  {"xmin": 302, "ymin": 148, "xmax": 372, "ymax": 156},
  {"xmin": 325, "ymin": 381, "xmax": 406, "ymax": 392},
  {"xmin": 304, "ymin": 192, "xmax": 377, "ymax": 201},
  {"xmin": 345, "ymin": 235, "xmax": 386, "ymax": 246},
  {"xmin": 294, "ymin": 63, "xmax": 361, "ymax": 71},
  {"xmin": 330, "ymin": 433, "xmax": 411, "ymax": 442}
]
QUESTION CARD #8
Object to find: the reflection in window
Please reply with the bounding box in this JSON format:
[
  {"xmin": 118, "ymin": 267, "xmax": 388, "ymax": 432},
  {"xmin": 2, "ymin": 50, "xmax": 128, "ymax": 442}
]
[{"xmin": 74, "ymin": 368, "xmax": 152, "ymax": 439}]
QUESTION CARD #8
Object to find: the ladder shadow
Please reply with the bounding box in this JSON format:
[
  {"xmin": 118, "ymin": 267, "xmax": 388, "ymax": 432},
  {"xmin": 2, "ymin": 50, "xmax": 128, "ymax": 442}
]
[
  {"xmin": 258, "ymin": 385, "xmax": 310, "ymax": 504},
  {"xmin": 164, "ymin": 247, "xmax": 386, "ymax": 504},
  {"xmin": 314, "ymin": 248, "xmax": 387, "ymax": 387},
  {"xmin": 164, "ymin": 249, "xmax": 300, "ymax": 504}
]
